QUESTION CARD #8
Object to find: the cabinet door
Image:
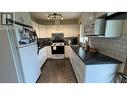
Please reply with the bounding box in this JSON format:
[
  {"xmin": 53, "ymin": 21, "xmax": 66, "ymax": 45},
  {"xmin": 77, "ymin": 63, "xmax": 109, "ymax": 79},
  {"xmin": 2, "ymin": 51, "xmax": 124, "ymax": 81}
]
[
  {"xmin": 63, "ymin": 25, "xmax": 78, "ymax": 37},
  {"xmin": 105, "ymin": 20, "xmax": 124, "ymax": 37},
  {"xmin": 54, "ymin": 25, "xmax": 64, "ymax": 33},
  {"xmin": 69, "ymin": 47, "xmax": 85, "ymax": 83},
  {"xmin": 63, "ymin": 25, "xmax": 70, "ymax": 37},
  {"xmin": 68, "ymin": 46, "xmax": 73, "ymax": 64},
  {"xmin": 32, "ymin": 21, "xmax": 40, "ymax": 37},
  {"xmin": 44, "ymin": 47, "xmax": 47, "ymax": 59},
  {"xmin": 65, "ymin": 46, "xmax": 69, "ymax": 58},
  {"xmin": 71, "ymin": 25, "xmax": 78, "ymax": 37},
  {"xmin": 94, "ymin": 19, "xmax": 106, "ymax": 35},
  {"xmin": 38, "ymin": 47, "xmax": 47, "ymax": 68},
  {"xmin": 46, "ymin": 25, "xmax": 52, "ymax": 38},
  {"xmin": 68, "ymin": 25, "xmax": 78, "ymax": 37},
  {"xmin": 46, "ymin": 46, "xmax": 52, "ymax": 58},
  {"xmin": 73, "ymin": 51, "xmax": 85, "ymax": 83},
  {"xmin": 39, "ymin": 25, "xmax": 46, "ymax": 38},
  {"xmin": 38, "ymin": 48, "xmax": 43, "ymax": 67},
  {"xmin": 72, "ymin": 52, "xmax": 79, "ymax": 80},
  {"xmin": 77, "ymin": 57, "xmax": 85, "ymax": 82},
  {"xmin": 41, "ymin": 47, "xmax": 47, "ymax": 67},
  {"xmin": 85, "ymin": 64, "xmax": 118, "ymax": 83}
]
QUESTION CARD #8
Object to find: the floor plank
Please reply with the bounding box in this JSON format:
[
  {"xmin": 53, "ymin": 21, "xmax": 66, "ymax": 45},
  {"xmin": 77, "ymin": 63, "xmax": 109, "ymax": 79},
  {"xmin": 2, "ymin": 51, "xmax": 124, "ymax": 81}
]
[{"xmin": 37, "ymin": 58, "xmax": 77, "ymax": 83}]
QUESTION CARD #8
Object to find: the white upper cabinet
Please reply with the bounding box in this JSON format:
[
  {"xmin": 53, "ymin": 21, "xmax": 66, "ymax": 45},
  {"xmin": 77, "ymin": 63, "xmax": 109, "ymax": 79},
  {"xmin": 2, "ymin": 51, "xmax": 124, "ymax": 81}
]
[
  {"xmin": 79, "ymin": 12, "xmax": 124, "ymax": 38},
  {"xmin": 105, "ymin": 20, "xmax": 124, "ymax": 37},
  {"xmin": 39, "ymin": 25, "xmax": 46, "ymax": 38},
  {"xmin": 54, "ymin": 25, "xmax": 64, "ymax": 33},
  {"xmin": 45, "ymin": 25, "xmax": 52, "ymax": 38},
  {"xmin": 35, "ymin": 24, "xmax": 78, "ymax": 38},
  {"xmin": 63, "ymin": 25, "xmax": 78, "ymax": 37},
  {"xmin": 83, "ymin": 13, "xmax": 106, "ymax": 36},
  {"xmin": 94, "ymin": 19, "xmax": 106, "ymax": 35},
  {"xmin": 32, "ymin": 21, "xmax": 40, "ymax": 36}
]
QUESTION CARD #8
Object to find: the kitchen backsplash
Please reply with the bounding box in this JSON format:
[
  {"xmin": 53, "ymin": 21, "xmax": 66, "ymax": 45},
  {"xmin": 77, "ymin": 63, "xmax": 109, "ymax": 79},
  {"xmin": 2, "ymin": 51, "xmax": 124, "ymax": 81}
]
[
  {"xmin": 38, "ymin": 37, "xmax": 77, "ymax": 47},
  {"xmin": 89, "ymin": 34, "xmax": 127, "ymax": 63}
]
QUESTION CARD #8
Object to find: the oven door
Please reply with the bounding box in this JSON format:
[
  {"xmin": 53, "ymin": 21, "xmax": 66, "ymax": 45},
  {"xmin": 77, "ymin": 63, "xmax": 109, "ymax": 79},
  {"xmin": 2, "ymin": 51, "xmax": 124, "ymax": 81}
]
[{"xmin": 51, "ymin": 46, "xmax": 64, "ymax": 54}]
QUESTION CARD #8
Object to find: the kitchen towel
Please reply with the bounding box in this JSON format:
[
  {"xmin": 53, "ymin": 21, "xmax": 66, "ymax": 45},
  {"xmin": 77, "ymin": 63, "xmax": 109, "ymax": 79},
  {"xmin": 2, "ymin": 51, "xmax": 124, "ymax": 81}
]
[{"xmin": 53, "ymin": 46, "xmax": 56, "ymax": 50}]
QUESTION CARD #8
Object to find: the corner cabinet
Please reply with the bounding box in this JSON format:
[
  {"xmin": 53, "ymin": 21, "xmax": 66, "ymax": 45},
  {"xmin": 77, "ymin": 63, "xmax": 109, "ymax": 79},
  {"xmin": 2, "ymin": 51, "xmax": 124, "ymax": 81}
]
[{"xmin": 105, "ymin": 20, "xmax": 124, "ymax": 37}]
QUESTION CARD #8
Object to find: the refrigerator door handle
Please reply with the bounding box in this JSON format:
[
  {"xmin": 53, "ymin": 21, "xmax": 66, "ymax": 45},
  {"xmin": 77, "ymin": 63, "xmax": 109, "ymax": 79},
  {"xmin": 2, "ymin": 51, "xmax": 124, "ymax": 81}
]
[{"xmin": 33, "ymin": 30, "xmax": 40, "ymax": 55}]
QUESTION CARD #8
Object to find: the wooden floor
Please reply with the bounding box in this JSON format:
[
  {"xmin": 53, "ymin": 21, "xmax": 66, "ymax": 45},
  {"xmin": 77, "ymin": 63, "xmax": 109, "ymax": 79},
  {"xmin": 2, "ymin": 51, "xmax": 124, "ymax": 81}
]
[{"xmin": 37, "ymin": 58, "xmax": 77, "ymax": 83}]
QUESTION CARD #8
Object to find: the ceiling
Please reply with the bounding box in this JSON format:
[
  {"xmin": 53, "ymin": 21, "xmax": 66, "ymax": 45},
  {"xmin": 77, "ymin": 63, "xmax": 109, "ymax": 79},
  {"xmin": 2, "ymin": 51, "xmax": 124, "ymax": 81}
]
[{"xmin": 31, "ymin": 12, "xmax": 82, "ymax": 21}]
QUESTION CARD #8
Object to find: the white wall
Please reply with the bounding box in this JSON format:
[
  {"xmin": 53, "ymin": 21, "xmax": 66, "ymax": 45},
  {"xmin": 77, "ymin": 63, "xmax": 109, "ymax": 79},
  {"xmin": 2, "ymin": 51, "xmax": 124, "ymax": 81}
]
[
  {"xmin": 32, "ymin": 21, "xmax": 78, "ymax": 38},
  {"xmin": 0, "ymin": 28, "xmax": 18, "ymax": 82},
  {"xmin": 15, "ymin": 12, "xmax": 32, "ymax": 26}
]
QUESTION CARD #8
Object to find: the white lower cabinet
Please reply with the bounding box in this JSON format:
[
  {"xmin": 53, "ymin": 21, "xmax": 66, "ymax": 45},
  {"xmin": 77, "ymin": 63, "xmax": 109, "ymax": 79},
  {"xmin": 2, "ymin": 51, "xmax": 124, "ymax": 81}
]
[
  {"xmin": 72, "ymin": 51, "xmax": 85, "ymax": 83},
  {"xmin": 67, "ymin": 46, "xmax": 119, "ymax": 83},
  {"xmin": 46, "ymin": 46, "xmax": 52, "ymax": 58},
  {"xmin": 38, "ymin": 47, "xmax": 47, "ymax": 68},
  {"xmin": 77, "ymin": 56, "xmax": 85, "ymax": 82},
  {"xmin": 65, "ymin": 46, "xmax": 69, "ymax": 57},
  {"xmin": 85, "ymin": 64, "xmax": 118, "ymax": 83},
  {"xmin": 38, "ymin": 46, "xmax": 51, "ymax": 68},
  {"xmin": 67, "ymin": 46, "xmax": 85, "ymax": 83}
]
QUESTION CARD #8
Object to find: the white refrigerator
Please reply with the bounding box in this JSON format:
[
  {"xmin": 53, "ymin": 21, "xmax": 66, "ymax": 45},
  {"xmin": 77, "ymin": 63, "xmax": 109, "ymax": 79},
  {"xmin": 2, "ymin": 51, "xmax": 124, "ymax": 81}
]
[{"xmin": 0, "ymin": 24, "xmax": 41, "ymax": 83}]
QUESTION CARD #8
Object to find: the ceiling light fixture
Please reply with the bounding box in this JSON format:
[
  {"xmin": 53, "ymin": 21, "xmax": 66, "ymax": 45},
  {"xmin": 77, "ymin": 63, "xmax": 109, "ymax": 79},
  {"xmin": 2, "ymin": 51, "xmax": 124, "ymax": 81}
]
[{"xmin": 47, "ymin": 13, "xmax": 63, "ymax": 20}]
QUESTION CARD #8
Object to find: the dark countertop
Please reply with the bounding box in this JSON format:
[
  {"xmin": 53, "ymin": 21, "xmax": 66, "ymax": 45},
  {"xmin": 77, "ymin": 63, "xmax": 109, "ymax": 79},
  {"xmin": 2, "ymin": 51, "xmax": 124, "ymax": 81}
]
[{"xmin": 70, "ymin": 45, "xmax": 122, "ymax": 65}]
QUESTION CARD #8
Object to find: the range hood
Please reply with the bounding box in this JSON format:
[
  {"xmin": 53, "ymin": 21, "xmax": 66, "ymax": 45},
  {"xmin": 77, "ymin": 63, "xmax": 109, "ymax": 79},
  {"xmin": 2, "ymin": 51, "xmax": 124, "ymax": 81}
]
[{"xmin": 97, "ymin": 12, "xmax": 127, "ymax": 20}]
